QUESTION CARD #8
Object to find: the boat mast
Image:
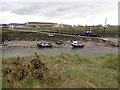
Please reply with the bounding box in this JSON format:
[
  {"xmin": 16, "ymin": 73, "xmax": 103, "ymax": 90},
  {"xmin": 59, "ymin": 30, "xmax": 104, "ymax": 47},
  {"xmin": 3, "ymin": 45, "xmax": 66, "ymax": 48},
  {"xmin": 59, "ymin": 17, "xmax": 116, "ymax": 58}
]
[
  {"xmin": 89, "ymin": 17, "xmax": 92, "ymax": 31},
  {"xmin": 58, "ymin": 22, "xmax": 63, "ymax": 34}
]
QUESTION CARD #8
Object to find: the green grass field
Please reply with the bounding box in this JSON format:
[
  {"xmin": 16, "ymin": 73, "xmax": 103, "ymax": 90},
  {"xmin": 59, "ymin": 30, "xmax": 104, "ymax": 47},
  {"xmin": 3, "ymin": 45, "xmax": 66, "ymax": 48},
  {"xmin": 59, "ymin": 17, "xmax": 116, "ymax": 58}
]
[
  {"xmin": 2, "ymin": 53, "xmax": 118, "ymax": 88},
  {"xmin": 14, "ymin": 26, "xmax": 118, "ymax": 31},
  {"xmin": 2, "ymin": 26, "xmax": 118, "ymax": 37}
]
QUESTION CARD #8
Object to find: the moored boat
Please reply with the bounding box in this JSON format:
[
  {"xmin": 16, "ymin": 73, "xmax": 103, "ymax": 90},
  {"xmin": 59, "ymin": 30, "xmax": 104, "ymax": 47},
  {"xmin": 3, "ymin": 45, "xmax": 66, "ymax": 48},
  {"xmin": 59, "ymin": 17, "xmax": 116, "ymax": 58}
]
[
  {"xmin": 37, "ymin": 42, "xmax": 53, "ymax": 47},
  {"xmin": 56, "ymin": 40, "xmax": 63, "ymax": 44},
  {"xmin": 48, "ymin": 34, "xmax": 54, "ymax": 37},
  {"xmin": 71, "ymin": 41, "xmax": 84, "ymax": 47},
  {"xmin": 85, "ymin": 31, "xmax": 93, "ymax": 34}
]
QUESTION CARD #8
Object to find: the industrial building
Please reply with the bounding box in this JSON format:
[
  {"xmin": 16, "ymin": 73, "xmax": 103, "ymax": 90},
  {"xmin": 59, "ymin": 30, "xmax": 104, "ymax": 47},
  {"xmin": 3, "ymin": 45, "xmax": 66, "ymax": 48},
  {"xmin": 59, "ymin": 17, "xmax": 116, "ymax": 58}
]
[{"xmin": 25, "ymin": 22, "xmax": 57, "ymax": 27}]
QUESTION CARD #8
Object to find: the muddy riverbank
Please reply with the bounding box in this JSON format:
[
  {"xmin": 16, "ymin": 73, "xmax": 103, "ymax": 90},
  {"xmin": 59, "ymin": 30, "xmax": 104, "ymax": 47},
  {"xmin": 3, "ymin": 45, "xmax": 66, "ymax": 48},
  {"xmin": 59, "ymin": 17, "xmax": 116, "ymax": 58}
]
[
  {"xmin": 3, "ymin": 40, "xmax": 106, "ymax": 48},
  {"xmin": 1, "ymin": 32, "xmax": 119, "ymax": 59},
  {"xmin": 2, "ymin": 31, "xmax": 118, "ymax": 47}
]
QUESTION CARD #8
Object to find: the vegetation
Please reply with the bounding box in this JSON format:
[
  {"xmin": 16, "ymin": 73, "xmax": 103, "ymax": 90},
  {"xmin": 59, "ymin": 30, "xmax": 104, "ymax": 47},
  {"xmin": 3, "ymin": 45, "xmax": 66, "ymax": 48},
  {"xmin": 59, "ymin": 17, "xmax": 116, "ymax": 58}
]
[
  {"xmin": 0, "ymin": 57, "xmax": 2, "ymax": 89},
  {"xmin": 2, "ymin": 53, "xmax": 118, "ymax": 88},
  {"xmin": 14, "ymin": 26, "xmax": 118, "ymax": 31},
  {"xmin": 2, "ymin": 26, "xmax": 118, "ymax": 37}
]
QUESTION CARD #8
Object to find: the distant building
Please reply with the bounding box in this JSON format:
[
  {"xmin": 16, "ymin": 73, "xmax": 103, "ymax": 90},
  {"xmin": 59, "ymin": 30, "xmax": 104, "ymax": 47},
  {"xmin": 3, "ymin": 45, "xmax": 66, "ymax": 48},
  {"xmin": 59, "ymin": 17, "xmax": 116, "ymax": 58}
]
[
  {"xmin": 8, "ymin": 23, "xmax": 25, "ymax": 28},
  {"xmin": 0, "ymin": 24, "xmax": 9, "ymax": 28},
  {"xmin": 53, "ymin": 23, "xmax": 62, "ymax": 27},
  {"xmin": 62, "ymin": 24, "xmax": 72, "ymax": 27},
  {"xmin": 25, "ymin": 22, "xmax": 57, "ymax": 27},
  {"xmin": 53, "ymin": 23, "xmax": 61, "ymax": 27},
  {"xmin": 26, "ymin": 22, "xmax": 72, "ymax": 27},
  {"xmin": 53, "ymin": 23, "xmax": 72, "ymax": 27}
]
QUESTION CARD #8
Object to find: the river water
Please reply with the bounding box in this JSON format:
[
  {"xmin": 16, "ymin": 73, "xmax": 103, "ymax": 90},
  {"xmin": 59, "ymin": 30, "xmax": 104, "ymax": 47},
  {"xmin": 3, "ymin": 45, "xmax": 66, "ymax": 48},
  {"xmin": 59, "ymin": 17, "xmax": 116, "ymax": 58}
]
[{"xmin": 2, "ymin": 47, "xmax": 118, "ymax": 58}]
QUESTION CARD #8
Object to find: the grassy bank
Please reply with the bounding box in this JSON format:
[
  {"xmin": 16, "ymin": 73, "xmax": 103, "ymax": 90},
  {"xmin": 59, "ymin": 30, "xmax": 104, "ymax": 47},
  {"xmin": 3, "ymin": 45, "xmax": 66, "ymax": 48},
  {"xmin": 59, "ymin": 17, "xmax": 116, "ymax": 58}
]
[
  {"xmin": 14, "ymin": 26, "xmax": 118, "ymax": 31},
  {"xmin": 2, "ymin": 26, "xmax": 118, "ymax": 37},
  {"xmin": 2, "ymin": 53, "xmax": 118, "ymax": 88},
  {"xmin": 14, "ymin": 26, "xmax": 118, "ymax": 34}
]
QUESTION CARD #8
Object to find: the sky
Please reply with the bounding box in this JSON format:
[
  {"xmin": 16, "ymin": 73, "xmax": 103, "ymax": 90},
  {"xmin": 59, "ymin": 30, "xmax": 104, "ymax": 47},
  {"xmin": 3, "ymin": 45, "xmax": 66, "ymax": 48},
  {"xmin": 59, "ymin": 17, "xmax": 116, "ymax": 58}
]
[{"xmin": 0, "ymin": 0, "xmax": 119, "ymax": 26}]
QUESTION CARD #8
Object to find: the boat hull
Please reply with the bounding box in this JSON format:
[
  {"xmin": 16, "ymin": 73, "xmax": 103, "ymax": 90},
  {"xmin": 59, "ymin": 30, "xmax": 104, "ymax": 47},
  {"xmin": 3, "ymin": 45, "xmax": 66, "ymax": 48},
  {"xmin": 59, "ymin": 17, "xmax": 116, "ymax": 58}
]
[
  {"xmin": 71, "ymin": 44, "xmax": 84, "ymax": 47},
  {"xmin": 37, "ymin": 43, "xmax": 53, "ymax": 47},
  {"xmin": 85, "ymin": 32, "xmax": 93, "ymax": 34}
]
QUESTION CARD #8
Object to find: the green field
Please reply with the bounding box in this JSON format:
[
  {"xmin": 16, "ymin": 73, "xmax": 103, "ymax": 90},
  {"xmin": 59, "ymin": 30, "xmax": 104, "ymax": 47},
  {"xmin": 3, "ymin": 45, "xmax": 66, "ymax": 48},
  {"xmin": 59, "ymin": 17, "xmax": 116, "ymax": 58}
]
[
  {"xmin": 14, "ymin": 26, "xmax": 118, "ymax": 31},
  {"xmin": 2, "ymin": 26, "xmax": 118, "ymax": 37},
  {"xmin": 2, "ymin": 53, "xmax": 118, "ymax": 88}
]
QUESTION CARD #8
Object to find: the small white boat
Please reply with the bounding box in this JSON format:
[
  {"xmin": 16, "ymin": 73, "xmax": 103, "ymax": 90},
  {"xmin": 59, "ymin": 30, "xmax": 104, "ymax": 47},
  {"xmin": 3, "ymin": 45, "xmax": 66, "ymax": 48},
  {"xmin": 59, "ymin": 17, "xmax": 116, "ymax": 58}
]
[
  {"xmin": 48, "ymin": 34, "xmax": 54, "ymax": 37},
  {"xmin": 56, "ymin": 40, "xmax": 63, "ymax": 44},
  {"xmin": 71, "ymin": 41, "xmax": 84, "ymax": 47}
]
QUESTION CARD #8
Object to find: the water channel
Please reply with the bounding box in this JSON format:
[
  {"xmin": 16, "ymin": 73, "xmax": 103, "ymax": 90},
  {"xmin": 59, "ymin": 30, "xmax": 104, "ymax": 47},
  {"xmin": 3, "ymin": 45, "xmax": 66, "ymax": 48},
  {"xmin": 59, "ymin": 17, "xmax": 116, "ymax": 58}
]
[{"xmin": 2, "ymin": 47, "xmax": 118, "ymax": 58}]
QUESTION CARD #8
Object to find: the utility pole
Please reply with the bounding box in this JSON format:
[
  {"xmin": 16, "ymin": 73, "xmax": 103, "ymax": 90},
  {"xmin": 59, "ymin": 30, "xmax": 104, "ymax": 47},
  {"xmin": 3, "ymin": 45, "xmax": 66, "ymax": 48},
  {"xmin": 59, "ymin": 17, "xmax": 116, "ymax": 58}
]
[{"xmin": 104, "ymin": 18, "xmax": 107, "ymax": 36}]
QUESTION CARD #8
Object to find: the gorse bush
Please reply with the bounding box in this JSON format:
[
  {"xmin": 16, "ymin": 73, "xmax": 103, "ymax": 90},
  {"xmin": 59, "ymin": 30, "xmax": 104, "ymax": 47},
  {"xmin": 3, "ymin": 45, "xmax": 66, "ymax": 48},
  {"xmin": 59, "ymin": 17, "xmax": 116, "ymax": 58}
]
[{"xmin": 2, "ymin": 53, "xmax": 48, "ymax": 88}]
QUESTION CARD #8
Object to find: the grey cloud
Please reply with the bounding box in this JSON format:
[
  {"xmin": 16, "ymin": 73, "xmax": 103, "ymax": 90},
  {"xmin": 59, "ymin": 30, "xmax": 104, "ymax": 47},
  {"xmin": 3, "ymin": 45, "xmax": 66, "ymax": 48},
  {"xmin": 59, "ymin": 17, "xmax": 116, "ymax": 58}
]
[
  {"xmin": 0, "ymin": 2, "xmax": 117, "ymax": 19},
  {"xmin": 10, "ymin": 3, "xmax": 44, "ymax": 14}
]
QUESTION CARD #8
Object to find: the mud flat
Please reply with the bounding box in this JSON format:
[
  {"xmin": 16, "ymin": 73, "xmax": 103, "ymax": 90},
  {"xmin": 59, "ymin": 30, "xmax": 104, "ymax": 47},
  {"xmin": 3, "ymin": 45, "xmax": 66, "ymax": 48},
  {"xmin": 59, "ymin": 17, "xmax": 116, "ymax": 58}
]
[{"xmin": 3, "ymin": 40, "xmax": 107, "ymax": 48}]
